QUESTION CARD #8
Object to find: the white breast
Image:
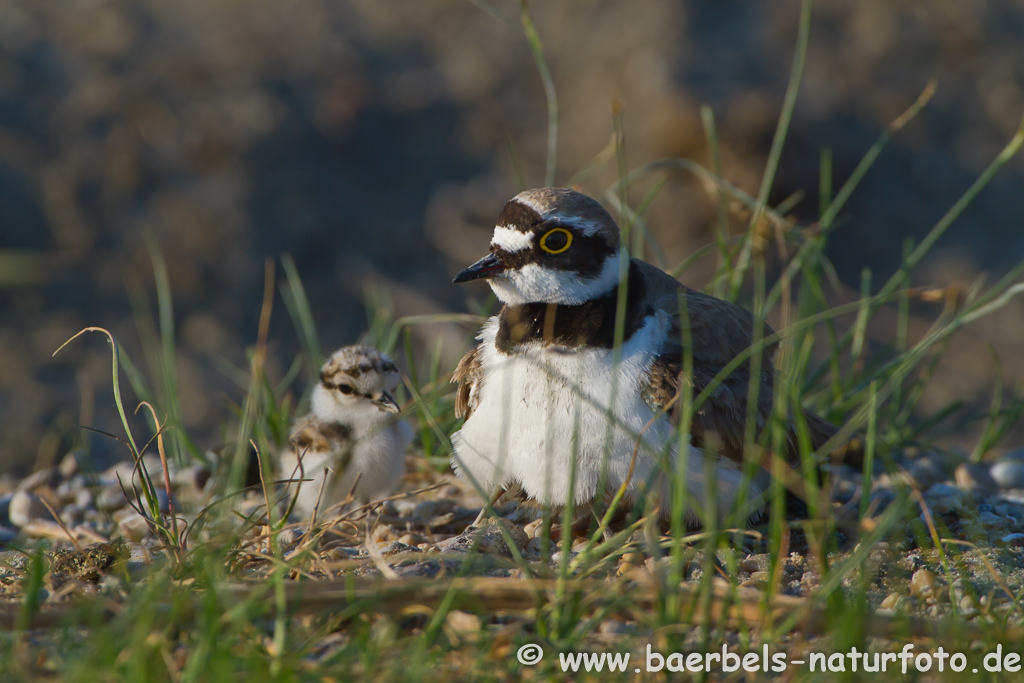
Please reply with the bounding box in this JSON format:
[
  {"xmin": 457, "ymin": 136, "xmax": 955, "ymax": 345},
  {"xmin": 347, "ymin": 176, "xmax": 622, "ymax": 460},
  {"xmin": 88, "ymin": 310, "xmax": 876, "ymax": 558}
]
[
  {"xmin": 334, "ymin": 420, "xmax": 413, "ymax": 504},
  {"xmin": 451, "ymin": 314, "xmax": 763, "ymax": 522}
]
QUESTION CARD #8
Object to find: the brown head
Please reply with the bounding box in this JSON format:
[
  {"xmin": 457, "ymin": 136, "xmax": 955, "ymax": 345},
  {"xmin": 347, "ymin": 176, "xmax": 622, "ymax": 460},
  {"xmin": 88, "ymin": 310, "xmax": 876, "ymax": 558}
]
[{"xmin": 312, "ymin": 345, "xmax": 402, "ymax": 422}]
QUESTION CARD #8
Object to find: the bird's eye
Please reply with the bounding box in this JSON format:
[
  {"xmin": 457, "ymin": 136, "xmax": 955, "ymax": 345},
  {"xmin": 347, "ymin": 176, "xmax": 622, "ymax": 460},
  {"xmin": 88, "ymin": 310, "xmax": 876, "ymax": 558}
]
[
  {"xmin": 337, "ymin": 384, "xmax": 355, "ymax": 395},
  {"xmin": 539, "ymin": 227, "xmax": 572, "ymax": 254}
]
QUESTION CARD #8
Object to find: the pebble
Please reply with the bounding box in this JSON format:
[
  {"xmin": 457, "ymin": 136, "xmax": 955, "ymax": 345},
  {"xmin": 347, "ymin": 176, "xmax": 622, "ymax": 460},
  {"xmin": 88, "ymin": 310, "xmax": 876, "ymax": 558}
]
[
  {"xmin": 909, "ymin": 568, "xmax": 940, "ymax": 599},
  {"xmin": 991, "ymin": 460, "xmax": 1024, "ymax": 489},
  {"xmin": 60, "ymin": 504, "xmax": 85, "ymax": 526},
  {"xmin": 739, "ymin": 554, "xmax": 770, "ymax": 573},
  {"xmin": 1000, "ymin": 533, "xmax": 1024, "ymax": 546},
  {"xmin": 96, "ymin": 484, "xmax": 129, "ymax": 512},
  {"xmin": 522, "ymin": 519, "xmax": 544, "ymax": 538},
  {"xmin": 437, "ymin": 519, "xmax": 529, "ymax": 557},
  {"xmin": 929, "ymin": 497, "xmax": 962, "ymax": 515},
  {"xmin": 21, "ymin": 520, "xmax": 69, "ymax": 540},
  {"xmin": 412, "ymin": 500, "xmax": 440, "ymax": 519},
  {"xmin": 391, "ymin": 500, "xmax": 418, "ymax": 517},
  {"xmin": 550, "ymin": 549, "xmax": 583, "ymax": 565},
  {"xmin": 100, "ymin": 483, "xmax": 170, "ymax": 514},
  {"xmin": 102, "ymin": 456, "xmax": 164, "ymax": 488},
  {"xmin": 619, "ymin": 550, "xmax": 645, "ymax": 567},
  {"xmin": 925, "ymin": 483, "xmax": 964, "ymax": 500},
  {"xmin": 905, "ymin": 454, "xmax": 947, "ymax": 487},
  {"xmin": 320, "ymin": 546, "xmax": 359, "ymax": 561},
  {"xmin": 125, "ymin": 543, "xmax": 157, "ymax": 576},
  {"xmin": 114, "ymin": 509, "xmax": 153, "ymax": 542},
  {"xmin": 978, "ymin": 511, "xmax": 1006, "ymax": 527},
  {"xmin": 525, "ymin": 536, "xmax": 552, "ymax": 560},
  {"xmin": 379, "ymin": 541, "xmax": 421, "ymax": 556},
  {"xmin": 740, "ymin": 571, "xmax": 770, "ymax": 590},
  {"xmin": 56, "ymin": 480, "xmax": 75, "ymax": 502},
  {"xmin": 444, "ymin": 610, "xmax": 481, "ymax": 641},
  {"xmin": 74, "ymin": 488, "xmax": 94, "ymax": 509},
  {"xmin": 171, "ymin": 465, "xmax": 211, "ymax": 492},
  {"xmin": 880, "ymin": 592, "xmax": 907, "ymax": 610},
  {"xmin": 8, "ymin": 490, "xmax": 54, "ymax": 527},
  {"xmin": 854, "ymin": 541, "xmax": 890, "ymax": 557},
  {"xmin": 277, "ymin": 527, "xmax": 300, "ymax": 549},
  {"xmin": 58, "ymin": 451, "xmax": 82, "ymax": 479},
  {"xmin": 950, "ymin": 580, "xmax": 974, "ymax": 606},
  {"xmin": 16, "ymin": 467, "xmax": 60, "ymax": 493}
]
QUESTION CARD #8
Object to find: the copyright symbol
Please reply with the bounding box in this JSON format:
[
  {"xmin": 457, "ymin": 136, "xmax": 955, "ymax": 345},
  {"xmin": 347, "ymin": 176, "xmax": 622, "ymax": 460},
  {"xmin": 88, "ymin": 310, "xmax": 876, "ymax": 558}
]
[{"xmin": 517, "ymin": 643, "xmax": 543, "ymax": 665}]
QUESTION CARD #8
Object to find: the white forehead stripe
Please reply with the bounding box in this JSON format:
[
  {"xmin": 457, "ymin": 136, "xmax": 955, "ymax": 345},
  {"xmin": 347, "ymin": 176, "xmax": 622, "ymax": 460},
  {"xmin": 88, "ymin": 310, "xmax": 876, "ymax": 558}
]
[
  {"xmin": 491, "ymin": 226, "xmax": 534, "ymax": 252},
  {"xmin": 512, "ymin": 194, "xmax": 607, "ymax": 238}
]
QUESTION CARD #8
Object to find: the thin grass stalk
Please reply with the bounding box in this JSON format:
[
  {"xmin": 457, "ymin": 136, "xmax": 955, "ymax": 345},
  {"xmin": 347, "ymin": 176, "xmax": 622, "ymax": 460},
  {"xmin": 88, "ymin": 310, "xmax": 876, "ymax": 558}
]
[
  {"xmin": 229, "ymin": 259, "xmax": 276, "ymax": 493},
  {"xmin": 730, "ymin": 0, "xmax": 812, "ymax": 298},
  {"xmin": 145, "ymin": 236, "xmax": 191, "ymax": 466},
  {"xmin": 858, "ymin": 382, "xmax": 878, "ymax": 518},
  {"xmin": 281, "ymin": 253, "xmax": 323, "ymax": 372}
]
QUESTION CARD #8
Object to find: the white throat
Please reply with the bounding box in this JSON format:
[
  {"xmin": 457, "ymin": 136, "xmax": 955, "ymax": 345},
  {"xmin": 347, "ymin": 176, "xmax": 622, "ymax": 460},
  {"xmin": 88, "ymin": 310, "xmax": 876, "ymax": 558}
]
[
  {"xmin": 488, "ymin": 249, "xmax": 626, "ymax": 306},
  {"xmin": 310, "ymin": 385, "xmax": 392, "ymax": 432}
]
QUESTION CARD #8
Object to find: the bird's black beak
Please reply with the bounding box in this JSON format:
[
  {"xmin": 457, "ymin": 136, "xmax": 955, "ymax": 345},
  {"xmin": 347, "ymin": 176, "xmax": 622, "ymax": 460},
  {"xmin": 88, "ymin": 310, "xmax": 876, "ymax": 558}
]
[
  {"xmin": 452, "ymin": 252, "xmax": 506, "ymax": 284},
  {"xmin": 373, "ymin": 391, "xmax": 400, "ymax": 414}
]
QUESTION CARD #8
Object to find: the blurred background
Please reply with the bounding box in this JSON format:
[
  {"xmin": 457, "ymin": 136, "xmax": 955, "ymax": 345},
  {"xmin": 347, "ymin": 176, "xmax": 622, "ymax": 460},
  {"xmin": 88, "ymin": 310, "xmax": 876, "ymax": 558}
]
[{"xmin": 1, "ymin": 0, "xmax": 1023, "ymax": 476}]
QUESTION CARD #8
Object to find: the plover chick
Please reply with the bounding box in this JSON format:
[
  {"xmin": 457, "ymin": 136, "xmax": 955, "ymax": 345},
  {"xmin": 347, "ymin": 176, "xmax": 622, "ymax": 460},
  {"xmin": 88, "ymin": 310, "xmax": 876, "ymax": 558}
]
[
  {"xmin": 450, "ymin": 187, "xmax": 839, "ymax": 525},
  {"xmin": 278, "ymin": 345, "xmax": 413, "ymax": 519}
]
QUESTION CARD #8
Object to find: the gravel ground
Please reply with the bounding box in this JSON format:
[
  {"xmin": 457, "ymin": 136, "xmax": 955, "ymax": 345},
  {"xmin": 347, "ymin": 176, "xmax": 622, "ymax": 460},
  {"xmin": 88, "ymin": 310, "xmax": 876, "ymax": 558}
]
[{"xmin": 3, "ymin": 445, "xmax": 1024, "ymax": 629}]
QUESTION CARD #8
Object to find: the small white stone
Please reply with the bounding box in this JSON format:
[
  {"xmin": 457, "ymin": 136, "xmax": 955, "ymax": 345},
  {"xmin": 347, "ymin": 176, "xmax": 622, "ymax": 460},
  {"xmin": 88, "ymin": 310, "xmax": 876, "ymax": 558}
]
[
  {"xmin": 991, "ymin": 460, "xmax": 1024, "ymax": 489},
  {"xmin": 58, "ymin": 452, "xmax": 81, "ymax": 479},
  {"xmin": 8, "ymin": 491, "xmax": 53, "ymax": 528},
  {"xmin": 925, "ymin": 483, "xmax": 964, "ymax": 500},
  {"xmin": 1000, "ymin": 533, "xmax": 1024, "ymax": 545},
  {"xmin": 978, "ymin": 511, "xmax": 1005, "ymax": 527},
  {"xmin": 16, "ymin": 468, "xmax": 59, "ymax": 492},
  {"xmin": 116, "ymin": 510, "xmax": 153, "ymax": 542}
]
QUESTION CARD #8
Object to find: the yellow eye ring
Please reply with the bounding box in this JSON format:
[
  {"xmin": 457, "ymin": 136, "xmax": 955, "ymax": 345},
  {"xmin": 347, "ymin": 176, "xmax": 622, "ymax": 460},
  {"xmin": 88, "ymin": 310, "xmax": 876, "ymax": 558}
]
[{"xmin": 539, "ymin": 227, "xmax": 573, "ymax": 254}]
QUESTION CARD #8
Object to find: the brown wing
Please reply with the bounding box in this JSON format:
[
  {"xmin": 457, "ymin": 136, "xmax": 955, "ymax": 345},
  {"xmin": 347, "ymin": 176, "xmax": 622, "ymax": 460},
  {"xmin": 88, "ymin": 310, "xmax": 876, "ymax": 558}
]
[
  {"xmin": 452, "ymin": 344, "xmax": 484, "ymax": 420},
  {"xmin": 290, "ymin": 414, "xmax": 351, "ymax": 454},
  {"xmin": 636, "ymin": 259, "xmax": 835, "ymax": 464},
  {"xmin": 285, "ymin": 414, "xmax": 354, "ymax": 475}
]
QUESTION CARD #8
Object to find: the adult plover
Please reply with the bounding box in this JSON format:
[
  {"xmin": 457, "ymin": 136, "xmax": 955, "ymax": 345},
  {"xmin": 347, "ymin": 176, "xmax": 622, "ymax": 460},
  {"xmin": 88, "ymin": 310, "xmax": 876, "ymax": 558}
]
[
  {"xmin": 450, "ymin": 187, "xmax": 836, "ymax": 524},
  {"xmin": 278, "ymin": 345, "xmax": 413, "ymax": 519}
]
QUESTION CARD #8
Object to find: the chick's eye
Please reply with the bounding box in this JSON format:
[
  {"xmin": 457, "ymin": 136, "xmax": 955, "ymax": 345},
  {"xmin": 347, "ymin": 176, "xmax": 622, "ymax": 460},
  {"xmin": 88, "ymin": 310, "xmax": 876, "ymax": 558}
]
[
  {"xmin": 337, "ymin": 384, "xmax": 354, "ymax": 395},
  {"xmin": 539, "ymin": 227, "xmax": 572, "ymax": 254}
]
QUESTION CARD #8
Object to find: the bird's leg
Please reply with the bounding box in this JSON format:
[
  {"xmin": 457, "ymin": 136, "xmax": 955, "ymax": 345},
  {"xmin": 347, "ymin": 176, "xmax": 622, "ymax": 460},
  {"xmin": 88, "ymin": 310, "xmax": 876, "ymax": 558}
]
[{"xmin": 471, "ymin": 486, "xmax": 503, "ymax": 527}]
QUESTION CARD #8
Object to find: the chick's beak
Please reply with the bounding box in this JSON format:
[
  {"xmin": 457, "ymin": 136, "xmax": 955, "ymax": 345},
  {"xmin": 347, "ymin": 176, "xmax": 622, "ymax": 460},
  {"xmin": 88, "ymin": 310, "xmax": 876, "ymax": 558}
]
[
  {"xmin": 373, "ymin": 390, "xmax": 400, "ymax": 413},
  {"xmin": 452, "ymin": 252, "xmax": 506, "ymax": 284}
]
